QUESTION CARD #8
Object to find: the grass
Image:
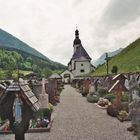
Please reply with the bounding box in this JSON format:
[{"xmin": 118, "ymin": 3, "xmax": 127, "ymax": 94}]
[
  {"xmin": 0, "ymin": 69, "xmax": 32, "ymax": 79},
  {"xmin": 12, "ymin": 70, "xmax": 32, "ymax": 78},
  {"xmin": 90, "ymin": 38, "xmax": 140, "ymax": 76}
]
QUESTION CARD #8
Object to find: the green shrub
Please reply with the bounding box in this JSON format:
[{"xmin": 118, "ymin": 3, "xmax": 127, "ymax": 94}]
[
  {"xmin": 81, "ymin": 86, "xmax": 87, "ymax": 97},
  {"xmin": 35, "ymin": 108, "xmax": 51, "ymax": 120},
  {"xmin": 104, "ymin": 93, "xmax": 116, "ymax": 102},
  {"xmin": 48, "ymin": 103, "xmax": 54, "ymax": 113},
  {"xmin": 121, "ymin": 93, "xmax": 129, "ymax": 102},
  {"xmin": 97, "ymin": 88, "xmax": 109, "ymax": 97},
  {"xmin": 119, "ymin": 102, "xmax": 129, "ymax": 113},
  {"xmin": 87, "ymin": 95, "xmax": 99, "ymax": 103},
  {"xmin": 82, "ymin": 91, "xmax": 87, "ymax": 97}
]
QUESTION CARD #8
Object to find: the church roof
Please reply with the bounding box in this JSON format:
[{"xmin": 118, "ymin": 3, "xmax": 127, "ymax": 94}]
[
  {"xmin": 71, "ymin": 45, "xmax": 91, "ymax": 60},
  {"xmin": 49, "ymin": 73, "xmax": 62, "ymax": 79}
]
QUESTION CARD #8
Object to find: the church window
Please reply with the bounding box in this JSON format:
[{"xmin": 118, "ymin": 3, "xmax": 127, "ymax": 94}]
[
  {"xmin": 80, "ymin": 69, "xmax": 84, "ymax": 73},
  {"xmin": 74, "ymin": 62, "xmax": 76, "ymax": 70},
  {"xmin": 81, "ymin": 64, "xmax": 83, "ymax": 66}
]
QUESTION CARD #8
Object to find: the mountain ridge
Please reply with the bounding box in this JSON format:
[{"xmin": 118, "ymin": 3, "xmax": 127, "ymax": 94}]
[
  {"xmin": 0, "ymin": 28, "xmax": 66, "ymax": 70},
  {"xmin": 92, "ymin": 48, "xmax": 123, "ymax": 67},
  {"xmin": 0, "ymin": 28, "xmax": 49, "ymax": 60}
]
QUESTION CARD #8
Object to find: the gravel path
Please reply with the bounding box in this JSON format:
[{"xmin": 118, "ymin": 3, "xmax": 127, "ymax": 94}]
[{"xmin": 0, "ymin": 85, "xmax": 137, "ymax": 140}]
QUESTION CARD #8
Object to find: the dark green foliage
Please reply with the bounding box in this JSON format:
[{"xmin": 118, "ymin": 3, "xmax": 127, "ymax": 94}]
[
  {"xmin": 87, "ymin": 94, "xmax": 99, "ymax": 103},
  {"xmin": 111, "ymin": 65, "xmax": 118, "ymax": 74},
  {"xmin": 0, "ymin": 29, "xmax": 66, "ymax": 79},
  {"xmin": 121, "ymin": 93, "xmax": 129, "ymax": 102},
  {"xmin": 97, "ymin": 88, "xmax": 109, "ymax": 97},
  {"xmin": 0, "ymin": 49, "xmax": 22, "ymax": 69},
  {"xmin": 0, "ymin": 49, "xmax": 65, "ymax": 79},
  {"xmin": 82, "ymin": 91, "xmax": 87, "ymax": 97},
  {"xmin": 82, "ymin": 87, "xmax": 87, "ymax": 97},
  {"xmin": 119, "ymin": 102, "xmax": 129, "ymax": 113},
  {"xmin": 104, "ymin": 93, "xmax": 116, "ymax": 102},
  {"xmin": 34, "ymin": 108, "xmax": 51, "ymax": 121}
]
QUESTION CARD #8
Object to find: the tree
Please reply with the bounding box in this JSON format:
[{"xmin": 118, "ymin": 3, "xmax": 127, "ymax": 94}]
[{"xmin": 111, "ymin": 65, "xmax": 118, "ymax": 74}]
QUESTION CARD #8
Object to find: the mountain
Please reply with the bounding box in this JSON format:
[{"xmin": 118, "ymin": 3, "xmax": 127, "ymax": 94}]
[
  {"xmin": 90, "ymin": 38, "xmax": 140, "ymax": 76},
  {"xmin": 92, "ymin": 48, "xmax": 123, "ymax": 67},
  {"xmin": 0, "ymin": 28, "xmax": 66, "ymax": 71},
  {"xmin": 0, "ymin": 28, "xmax": 50, "ymax": 60}
]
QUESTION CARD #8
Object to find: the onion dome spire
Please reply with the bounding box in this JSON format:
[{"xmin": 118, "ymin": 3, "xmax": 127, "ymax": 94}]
[{"xmin": 73, "ymin": 27, "xmax": 81, "ymax": 45}]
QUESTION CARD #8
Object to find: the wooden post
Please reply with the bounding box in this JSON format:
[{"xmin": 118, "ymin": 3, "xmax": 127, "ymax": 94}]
[
  {"xmin": 105, "ymin": 53, "xmax": 109, "ymax": 75},
  {"xmin": 115, "ymin": 84, "xmax": 122, "ymax": 107}
]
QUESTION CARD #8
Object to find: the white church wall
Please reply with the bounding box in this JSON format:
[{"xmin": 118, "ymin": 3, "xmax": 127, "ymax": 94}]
[{"xmin": 74, "ymin": 61, "xmax": 91, "ymax": 76}]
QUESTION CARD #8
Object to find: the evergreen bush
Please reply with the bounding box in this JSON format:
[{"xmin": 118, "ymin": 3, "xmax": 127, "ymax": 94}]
[
  {"xmin": 121, "ymin": 93, "xmax": 129, "ymax": 102},
  {"xmin": 87, "ymin": 95, "xmax": 99, "ymax": 103},
  {"xmin": 104, "ymin": 93, "xmax": 116, "ymax": 102},
  {"xmin": 82, "ymin": 92, "xmax": 86, "ymax": 97},
  {"xmin": 97, "ymin": 88, "xmax": 109, "ymax": 97}
]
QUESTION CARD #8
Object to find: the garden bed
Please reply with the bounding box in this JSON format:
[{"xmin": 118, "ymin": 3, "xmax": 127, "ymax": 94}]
[
  {"xmin": 95, "ymin": 103, "xmax": 111, "ymax": 109},
  {"xmin": 27, "ymin": 118, "xmax": 53, "ymax": 133},
  {"xmin": 0, "ymin": 115, "xmax": 54, "ymax": 134}
]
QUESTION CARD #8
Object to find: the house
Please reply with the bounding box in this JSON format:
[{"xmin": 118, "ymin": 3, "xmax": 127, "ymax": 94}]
[{"xmin": 68, "ymin": 29, "xmax": 92, "ymax": 77}]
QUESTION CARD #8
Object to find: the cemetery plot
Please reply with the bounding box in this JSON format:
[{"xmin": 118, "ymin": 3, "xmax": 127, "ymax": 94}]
[
  {"xmin": 72, "ymin": 72, "xmax": 140, "ymax": 139},
  {"xmin": 0, "ymin": 75, "xmax": 63, "ymax": 139}
]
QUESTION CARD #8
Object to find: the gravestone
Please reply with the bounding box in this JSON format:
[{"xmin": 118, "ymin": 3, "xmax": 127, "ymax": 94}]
[{"xmin": 128, "ymin": 74, "xmax": 140, "ymax": 138}]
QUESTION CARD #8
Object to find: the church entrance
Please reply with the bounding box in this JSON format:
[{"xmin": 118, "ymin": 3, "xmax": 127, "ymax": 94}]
[{"xmin": 64, "ymin": 74, "xmax": 71, "ymax": 84}]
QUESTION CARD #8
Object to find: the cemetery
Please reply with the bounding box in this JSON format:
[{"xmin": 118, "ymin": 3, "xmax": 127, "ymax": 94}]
[
  {"xmin": 0, "ymin": 28, "xmax": 139, "ymax": 140},
  {"xmin": 0, "ymin": 18, "xmax": 140, "ymax": 140},
  {"xmin": 72, "ymin": 72, "xmax": 140, "ymax": 139},
  {"xmin": 0, "ymin": 73, "xmax": 63, "ymax": 140},
  {"xmin": 0, "ymin": 71, "xmax": 140, "ymax": 140}
]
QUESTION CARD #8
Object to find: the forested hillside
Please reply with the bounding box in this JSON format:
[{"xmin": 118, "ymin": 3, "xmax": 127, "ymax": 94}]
[
  {"xmin": 0, "ymin": 49, "xmax": 65, "ymax": 79},
  {"xmin": 0, "ymin": 28, "xmax": 66, "ymax": 79}
]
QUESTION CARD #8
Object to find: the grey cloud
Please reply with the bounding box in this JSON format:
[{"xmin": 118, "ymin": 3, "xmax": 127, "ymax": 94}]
[
  {"xmin": 73, "ymin": 0, "xmax": 85, "ymax": 6},
  {"xmin": 101, "ymin": 0, "xmax": 140, "ymax": 27}
]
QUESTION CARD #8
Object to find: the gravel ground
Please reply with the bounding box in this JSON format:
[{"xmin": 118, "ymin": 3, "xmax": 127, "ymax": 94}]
[{"xmin": 0, "ymin": 85, "xmax": 137, "ymax": 140}]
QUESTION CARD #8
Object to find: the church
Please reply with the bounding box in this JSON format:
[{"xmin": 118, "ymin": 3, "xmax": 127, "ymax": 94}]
[{"xmin": 68, "ymin": 29, "xmax": 92, "ymax": 77}]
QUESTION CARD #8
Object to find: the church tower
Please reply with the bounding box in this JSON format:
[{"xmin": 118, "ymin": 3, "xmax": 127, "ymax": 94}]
[
  {"xmin": 73, "ymin": 29, "xmax": 81, "ymax": 54},
  {"xmin": 68, "ymin": 28, "xmax": 92, "ymax": 77}
]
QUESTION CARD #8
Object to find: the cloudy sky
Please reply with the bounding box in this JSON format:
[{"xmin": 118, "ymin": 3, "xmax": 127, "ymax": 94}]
[{"xmin": 0, "ymin": 0, "xmax": 140, "ymax": 65}]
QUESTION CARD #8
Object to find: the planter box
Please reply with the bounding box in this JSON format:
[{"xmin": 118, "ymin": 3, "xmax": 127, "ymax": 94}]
[
  {"xmin": 27, "ymin": 120, "xmax": 53, "ymax": 133},
  {"xmin": 0, "ymin": 119, "xmax": 53, "ymax": 134}
]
